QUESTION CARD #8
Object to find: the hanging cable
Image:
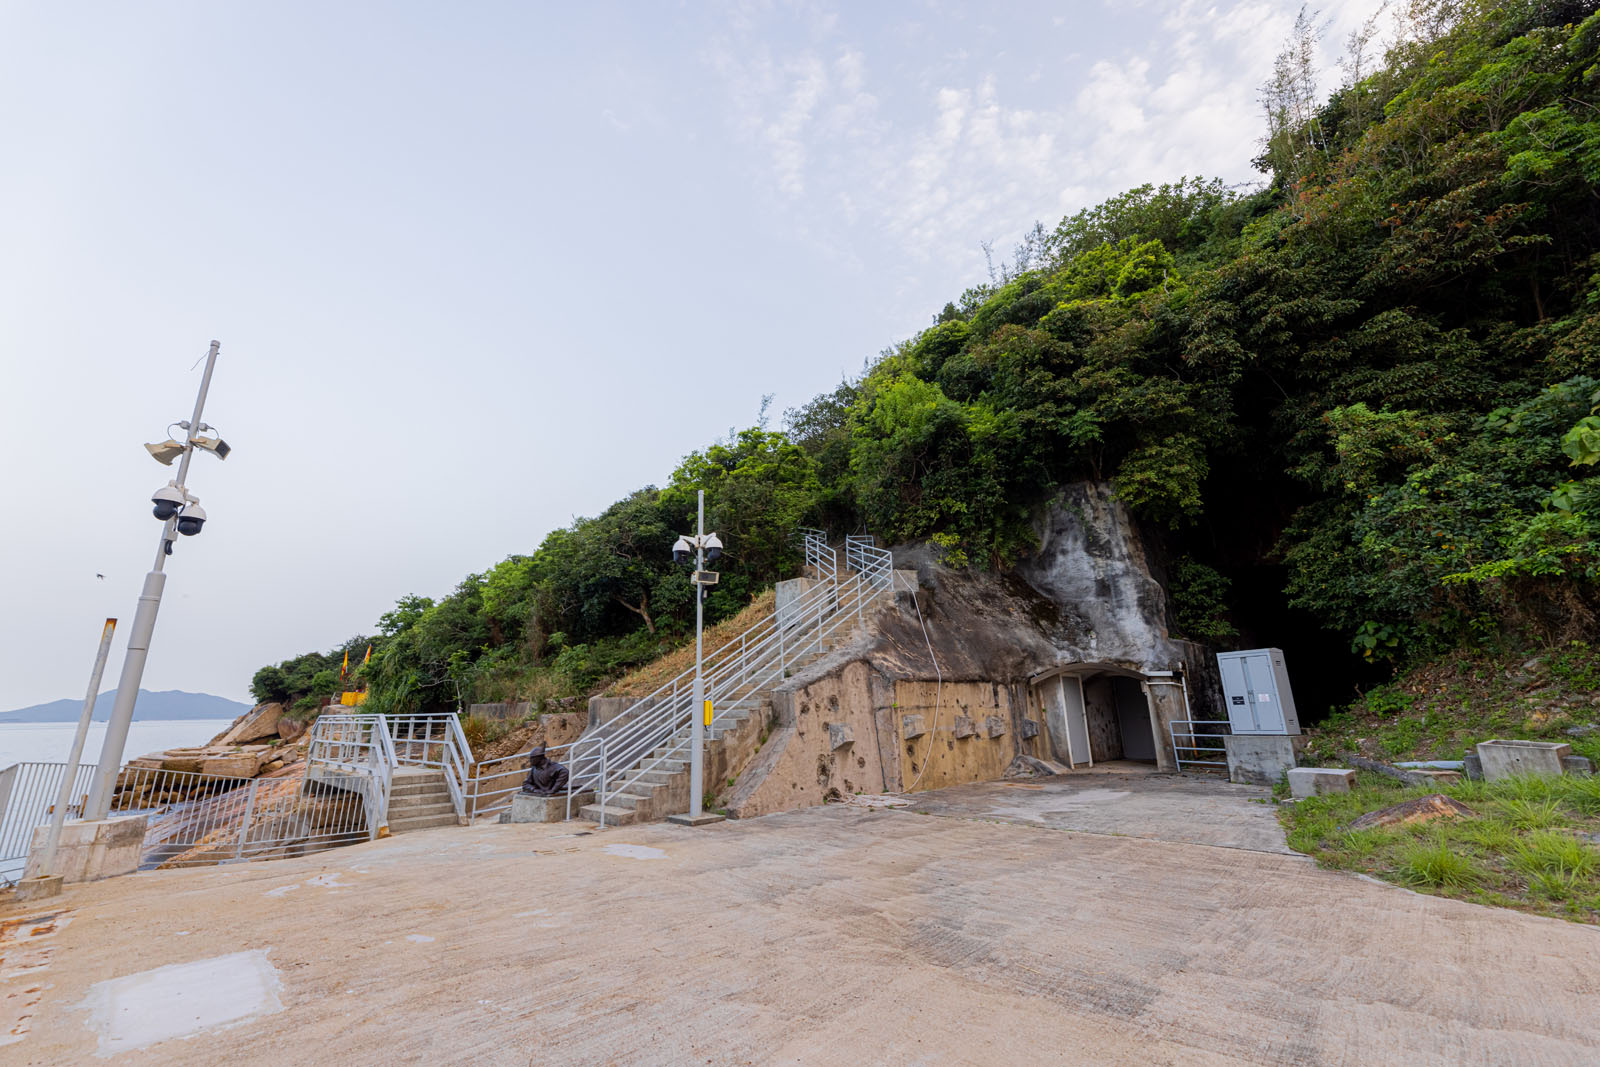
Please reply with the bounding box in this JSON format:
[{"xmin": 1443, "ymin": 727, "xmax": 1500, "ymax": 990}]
[{"xmin": 904, "ymin": 583, "xmax": 943, "ymax": 793}]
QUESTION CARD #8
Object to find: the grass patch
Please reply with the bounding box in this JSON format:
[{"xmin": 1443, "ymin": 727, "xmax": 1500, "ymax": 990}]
[
  {"xmin": 1398, "ymin": 837, "xmax": 1485, "ymax": 889},
  {"xmin": 1280, "ymin": 772, "xmax": 1600, "ymax": 924}
]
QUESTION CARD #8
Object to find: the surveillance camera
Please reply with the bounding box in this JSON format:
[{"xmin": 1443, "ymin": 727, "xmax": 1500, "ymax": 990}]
[
  {"xmin": 176, "ymin": 502, "xmax": 207, "ymax": 536},
  {"xmin": 151, "ymin": 484, "xmax": 185, "ymax": 521},
  {"xmin": 704, "ymin": 533, "xmax": 723, "ymax": 562},
  {"xmin": 671, "ymin": 536, "xmax": 693, "ymax": 565}
]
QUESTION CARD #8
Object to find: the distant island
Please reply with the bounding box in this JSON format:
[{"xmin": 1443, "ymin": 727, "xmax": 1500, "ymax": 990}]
[{"xmin": 0, "ymin": 689, "xmax": 252, "ymax": 723}]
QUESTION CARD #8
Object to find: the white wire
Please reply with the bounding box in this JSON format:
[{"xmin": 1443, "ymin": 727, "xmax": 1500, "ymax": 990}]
[{"xmin": 904, "ymin": 581, "xmax": 943, "ymax": 793}]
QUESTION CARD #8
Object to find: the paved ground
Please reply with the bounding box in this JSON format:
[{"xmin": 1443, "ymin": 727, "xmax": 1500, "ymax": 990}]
[
  {"xmin": 899, "ymin": 761, "xmax": 1295, "ymax": 854},
  {"xmin": 3, "ymin": 769, "xmax": 1598, "ymax": 1065}
]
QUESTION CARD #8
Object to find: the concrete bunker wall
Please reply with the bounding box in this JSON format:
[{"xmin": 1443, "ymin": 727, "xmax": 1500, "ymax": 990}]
[{"xmin": 723, "ymin": 663, "xmax": 1051, "ymax": 818}]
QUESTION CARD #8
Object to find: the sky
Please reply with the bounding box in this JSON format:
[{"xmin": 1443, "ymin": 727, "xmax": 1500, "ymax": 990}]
[{"xmin": 0, "ymin": 0, "xmax": 1385, "ymax": 710}]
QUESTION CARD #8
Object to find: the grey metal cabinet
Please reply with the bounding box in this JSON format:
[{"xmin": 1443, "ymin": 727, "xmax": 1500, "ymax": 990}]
[{"xmin": 1216, "ymin": 648, "xmax": 1300, "ymax": 735}]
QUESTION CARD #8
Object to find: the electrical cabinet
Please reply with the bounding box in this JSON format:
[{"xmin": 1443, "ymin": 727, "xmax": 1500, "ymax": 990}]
[{"xmin": 1216, "ymin": 648, "xmax": 1300, "ymax": 735}]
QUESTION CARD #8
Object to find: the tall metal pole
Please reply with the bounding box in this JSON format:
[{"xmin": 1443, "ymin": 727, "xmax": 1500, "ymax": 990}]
[
  {"xmin": 83, "ymin": 341, "xmax": 221, "ymax": 820},
  {"xmin": 689, "ymin": 490, "xmax": 706, "ymax": 819},
  {"xmin": 36, "ymin": 618, "xmax": 118, "ymax": 876}
]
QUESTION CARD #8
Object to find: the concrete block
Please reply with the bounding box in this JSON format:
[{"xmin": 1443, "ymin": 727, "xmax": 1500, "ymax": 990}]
[
  {"xmin": 1287, "ymin": 767, "xmax": 1356, "ymax": 798},
  {"xmin": 1562, "ymin": 755, "xmax": 1594, "ymax": 777},
  {"xmin": 985, "ymin": 716, "xmax": 1007, "ymax": 739},
  {"xmin": 953, "ymin": 715, "xmax": 977, "ymax": 740},
  {"xmin": 901, "ymin": 714, "xmax": 927, "ymax": 740},
  {"xmin": 588, "ymin": 696, "xmax": 649, "ymax": 729},
  {"xmin": 504, "ymin": 791, "xmax": 593, "ymax": 823},
  {"xmin": 827, "ymin": 723, "xmax": 854, "ymax": 750},
  {"xmin": 775, "ymin": 577, "xmax": 820, "ymax": 629},
  {"xmin": 1477, "ymin": 739, "xmax": 1571, "ymax": 781},
  {"xmin": 12, "ymin": 875, "xmax": 63, "ymax": 902},
  {"xmin": 665, "ymin": 812, "xmax": 726, "ymax": 827},
  {"xmin": 1223, "ymin": 734, "xmax": 1305, "ymax": 787},
  {"xmin": 1412, "ymin": 769, "xmax": 1462, "ymax": 785},
  {"xmin": 24, "ymin": 815, "xmax": 148, "ymax": 884},
  {"xmin": 1463, "ymin": 752, "xmax": 1483, "ymax": 780},
  {"xmin": 1019, "ymin": 719, "xmax": 1040, "ymax": 740}
]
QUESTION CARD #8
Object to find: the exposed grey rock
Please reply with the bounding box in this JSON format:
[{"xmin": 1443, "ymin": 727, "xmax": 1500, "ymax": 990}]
[
  {"xmin": 901, "ymin": 714, "xmax": 927, "ymax": 740},
  {"xmin": 985, "ymin": 715, "xmax": 1007, "ymax": 738},
  {"xmin": 953, "ymin": 715, "xmax": 976, "ymax": 739},
  {"xmin": 827, "ymin": 723, "xmax": 853, "ymax": 750}
]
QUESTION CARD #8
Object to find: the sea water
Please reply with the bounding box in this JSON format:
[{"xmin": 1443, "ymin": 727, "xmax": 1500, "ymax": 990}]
[{"xmin": 0, "ymin": 720, "xmax": 234, "ymax": 769}]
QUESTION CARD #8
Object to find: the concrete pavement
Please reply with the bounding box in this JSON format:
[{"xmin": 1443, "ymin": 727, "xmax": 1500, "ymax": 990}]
[{"xmin": 3, "ymin": 771, "xmax": 1597, "ymax": 1065}]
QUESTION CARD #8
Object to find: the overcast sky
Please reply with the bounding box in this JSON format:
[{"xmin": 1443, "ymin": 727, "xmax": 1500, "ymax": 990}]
[{"xmin": 0, "ymin": 1, "xmax": 1383, "ymax": 710}]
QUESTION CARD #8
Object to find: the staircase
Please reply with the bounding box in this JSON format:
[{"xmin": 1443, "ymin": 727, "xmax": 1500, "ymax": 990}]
[
  {"xmin": 574, "ymin": 532, "xmax": 895, "ymax": 826},
  {"xmin": 383, "ymin": 768, "xmax": 461, "ymax": 833}
]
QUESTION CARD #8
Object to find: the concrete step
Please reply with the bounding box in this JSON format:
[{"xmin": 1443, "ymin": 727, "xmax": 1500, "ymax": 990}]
[
  {"xmin": 390, "ymin": 780, "xmax": 449, "ymax": 797},
  {"xmin": 391, "ymin": 786, "xmax": 451, "ymax": 802},
  {"xmin": 389, "ymin": 800, "xmax": 456, "ymax": 818},
  {"xmin": 631, "ymin": 770, "xmax": 679, "ymax": 787},
  {"xmin": 579, "ymin": 803, "xmax": 639, "ymax": 825},
  {"xmin": 387, "ymin": 812, "xmax": 460, "ymax": 833},
  {"xmin": 608, "ymin": 791, "xmax": 653, "ymax": 810}
]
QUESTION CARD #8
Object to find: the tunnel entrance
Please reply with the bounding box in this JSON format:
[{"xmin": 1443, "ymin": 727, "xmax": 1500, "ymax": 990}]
[{"xmin": 1032, "ymin": 667, "xmax": 1162, "ymax": 768}]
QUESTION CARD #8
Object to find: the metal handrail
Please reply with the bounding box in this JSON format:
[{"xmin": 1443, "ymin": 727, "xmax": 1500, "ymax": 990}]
[
  {"xmin": 310, "ymin": 713, "xmax": 471, "ymax": 825},
  {"xmin": 1170, "ymin": 718, "xmax": 1230, "ymax": 772},
  {"xmin": 574, "ymin": 531, "xmax": 895, "ymax": 821}
]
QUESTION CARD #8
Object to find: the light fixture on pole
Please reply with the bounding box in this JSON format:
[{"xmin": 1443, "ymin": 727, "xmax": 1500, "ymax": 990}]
[
  {"xmin": 82, "ymin": 341, "xmax": 230, "ymax": 821},
  {"xmin": 666, "ymin": 490, "xmax": 728, "ymax": 827}
]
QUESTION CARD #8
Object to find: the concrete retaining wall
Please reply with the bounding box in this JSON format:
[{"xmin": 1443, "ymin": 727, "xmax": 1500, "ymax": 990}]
[{"xmin": 725, "ymin": 663, "xmax": 1048, "ymax": 818}]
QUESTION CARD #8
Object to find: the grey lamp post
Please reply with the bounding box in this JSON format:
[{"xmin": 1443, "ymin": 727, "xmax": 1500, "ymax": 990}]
[
  {"xmin": 667, "ymin": 490, "xmax": 725, "ymax": 826},
  {"xmin": 82, "ymin": 341, "xmax": 230, "ymax": 821}
]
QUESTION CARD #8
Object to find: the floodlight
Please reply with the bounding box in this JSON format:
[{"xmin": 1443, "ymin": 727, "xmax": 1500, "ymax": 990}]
[
  {"xmin": 145, "ymin": 439, "xmax": 184, "ymax": 466},
  {"xmin": 192, "ymin": 435, "xmax": 231, "ymax": 460}
]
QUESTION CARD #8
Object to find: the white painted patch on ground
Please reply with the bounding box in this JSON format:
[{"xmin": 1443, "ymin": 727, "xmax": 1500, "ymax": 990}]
[
  {"xmin": 174, "ymin": 931, "xmax": 190, "ymax": 937},
  {"xmin": 263, "ymin": 884, "xmax": 298, "ymax": 898},
  {"xmin": 602, "ymin": 843, "xmax": 666, "ymax": 860},
  {"xmin": 405, "ymin": 934, "xmax": 434, "ymax": 944},
  {"xmin": 307, "ymin": 872, "xmax": 349, "ymax": 889},
  {"xmin": 842, "ymin": 794, "xmax": 913, "ymax": 809},
  {"xmin": 77, "ymin": 950, "xmax": 283, "ymax": 1055}
]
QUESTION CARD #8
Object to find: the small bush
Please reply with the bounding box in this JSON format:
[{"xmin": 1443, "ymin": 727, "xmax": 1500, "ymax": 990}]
[
  {"xmin": 1500, "ymin": 798, "xmax": 1563, "ymax": 830},
  {"xmin": 1398, "ymin": 839, "xmax": 1484, "ymax": 889},
  {"xmin": 1512, "ymin": 831, "xmax": 1599, "ymax": 880}
]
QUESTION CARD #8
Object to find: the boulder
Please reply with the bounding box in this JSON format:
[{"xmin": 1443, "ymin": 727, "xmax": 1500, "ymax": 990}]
[
  {"xmin": 215, "ymin": 702, "xmax": 285, "ymax": 746},
  {"xmin": 161, "ymin": 751, "xmax": 205, "ymax": 774},
  {"xmin": 278, "ymin": 714, "xmax": 308, "ymax": 741},
  {"xmin": 1348, "ymin": 794, "xmax": 1475, "ymax": 832},
  {"xmin": 201, "ymin": 752, "xmax": 267, "ymax": 779}
]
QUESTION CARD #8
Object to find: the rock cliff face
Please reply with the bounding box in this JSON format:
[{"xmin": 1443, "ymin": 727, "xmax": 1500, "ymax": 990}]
[{"xmin": 1013, "ymin": 482, "xmax": 1182, "ymax": 672}]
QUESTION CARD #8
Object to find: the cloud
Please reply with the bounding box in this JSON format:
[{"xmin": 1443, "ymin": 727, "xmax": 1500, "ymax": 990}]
[{"xmin": 703, "ymin": 0, "xmax": 1386, "ymax": 305}]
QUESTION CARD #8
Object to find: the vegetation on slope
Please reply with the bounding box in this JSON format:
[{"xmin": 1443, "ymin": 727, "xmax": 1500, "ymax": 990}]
[
  {"xmin": 1279, "ymin": 770, "xmax": 1600, "ymax": 923},
  {"xmin": 256, "ymin": 0, "xmax": 1600, "ymax": 721}
]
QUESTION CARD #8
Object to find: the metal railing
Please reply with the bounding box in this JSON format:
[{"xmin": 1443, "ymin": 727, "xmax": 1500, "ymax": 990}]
[
  {"xmin": 109, "ymin": 764, "xmax": 375, "ymax": 868},
  {"xmin": 567, "ymin": 530, "xmax": 895, "ymax": 825},
  {"xmin": 0, "ymin": 761, "xmax": 97, "ymax": 885},
  {"xmin": 307, "ymin": 713, "xmax": 471, "ymax": 825},
  {"xmin": 464, "ymin": 739, "xmax": 601, "ymax": 824},
  {"xmin": 1170, "ymin": 719, "xmax": 1230, "ymax": 772},
  {"xmin": 0, "ymin": 759, "xmax": 384, "ymax": 880}
]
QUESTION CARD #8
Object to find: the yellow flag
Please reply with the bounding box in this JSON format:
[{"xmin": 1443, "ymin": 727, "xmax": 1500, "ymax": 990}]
[{"xmin": 363, "ymin": 644, "xmax": 372, "ymax": 665}]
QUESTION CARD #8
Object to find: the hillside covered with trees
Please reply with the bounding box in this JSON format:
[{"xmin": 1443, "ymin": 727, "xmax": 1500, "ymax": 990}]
[{"xmin": 256, "ymin": 0, "xmax": 1600, "ymax": 721}]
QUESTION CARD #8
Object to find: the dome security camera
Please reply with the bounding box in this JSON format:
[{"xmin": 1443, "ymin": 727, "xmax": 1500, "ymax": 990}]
[
  {"xmin": 703, "ymin": 533, "xmax": 723, "ymax": 562},
  {"xmin": 671, "ymin": 536, "xmax": 693, "ymax": 565},
  {"xmin": 176, "ymin": 502, "xmax": 207, "ymax": 536},
  {"xmin": 151, "ymin": 484, "xmax": 185, "ymax": 521}
]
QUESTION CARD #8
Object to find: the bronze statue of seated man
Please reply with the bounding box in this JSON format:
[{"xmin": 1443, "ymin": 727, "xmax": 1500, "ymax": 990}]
[{"xmin": 520, "ymin": 746, "xmax": 569, "ymax": 796}]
